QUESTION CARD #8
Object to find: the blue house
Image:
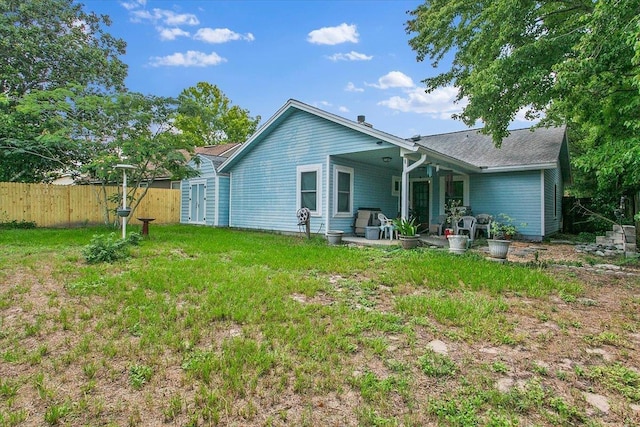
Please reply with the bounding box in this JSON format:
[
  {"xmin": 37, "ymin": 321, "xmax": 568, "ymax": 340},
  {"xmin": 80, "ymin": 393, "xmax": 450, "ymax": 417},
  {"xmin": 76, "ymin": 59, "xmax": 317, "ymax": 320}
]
[{"xmin": 183, "ymin": 99, "xmax": 571, "ymax": 241}]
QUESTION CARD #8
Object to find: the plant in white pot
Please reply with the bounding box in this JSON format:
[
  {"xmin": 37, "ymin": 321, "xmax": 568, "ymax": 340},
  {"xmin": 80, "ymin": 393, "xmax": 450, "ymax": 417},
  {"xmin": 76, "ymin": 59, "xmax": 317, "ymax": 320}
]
[
  {"xmin": 393, "ymin": 217, "xmax": 420, "ymax": 249},
  {"xmin": 487, "ymin": 214, "xmax": 526, "ymax": 260},
  {"xmin": 445, "ymin": 200, "xmax": 469, "ymax": 254}
]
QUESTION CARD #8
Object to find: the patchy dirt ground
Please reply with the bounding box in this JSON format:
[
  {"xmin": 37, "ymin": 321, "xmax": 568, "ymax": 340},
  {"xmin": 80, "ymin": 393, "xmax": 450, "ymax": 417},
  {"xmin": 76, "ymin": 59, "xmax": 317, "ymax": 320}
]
[{"xmin": 1, "ymin": 241, "xmax": 639, "ymax": 426}]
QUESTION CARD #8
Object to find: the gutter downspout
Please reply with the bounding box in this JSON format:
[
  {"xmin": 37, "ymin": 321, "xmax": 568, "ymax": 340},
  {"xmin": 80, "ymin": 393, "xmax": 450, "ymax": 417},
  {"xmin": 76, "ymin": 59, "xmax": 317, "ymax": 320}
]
[
  {"xmin": 540, "ymin": 170, "xmax": 545, "ymax": 240},
  {"xmin": 325, "ymin": 155, "xmax": 330, "ymax": 234},
  {"xmin": 401, "ymin": 152, "xmax": 427, "ymax": 219}
]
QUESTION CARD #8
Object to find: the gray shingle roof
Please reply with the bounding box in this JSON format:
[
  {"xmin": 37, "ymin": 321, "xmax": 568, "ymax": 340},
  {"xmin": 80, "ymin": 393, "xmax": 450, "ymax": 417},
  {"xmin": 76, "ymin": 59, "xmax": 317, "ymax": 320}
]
[{"xmin": 413, "ymin": 126, "xmax": 567, "ymax": 168}]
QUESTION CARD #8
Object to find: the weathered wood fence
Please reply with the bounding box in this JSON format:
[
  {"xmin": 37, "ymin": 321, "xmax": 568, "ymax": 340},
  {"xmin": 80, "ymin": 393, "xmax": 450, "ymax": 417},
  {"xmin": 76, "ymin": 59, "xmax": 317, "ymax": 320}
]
[{"xmin": 0, "ymin": 182, "xmax": 180, "ymax": 227}]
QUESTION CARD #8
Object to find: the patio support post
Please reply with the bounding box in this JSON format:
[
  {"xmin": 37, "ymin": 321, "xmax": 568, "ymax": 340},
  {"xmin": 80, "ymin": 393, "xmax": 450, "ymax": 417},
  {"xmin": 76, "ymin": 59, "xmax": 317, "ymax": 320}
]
[{"xmin": 400, "ymin": 152, "xmax": 427, "ymax": 219}]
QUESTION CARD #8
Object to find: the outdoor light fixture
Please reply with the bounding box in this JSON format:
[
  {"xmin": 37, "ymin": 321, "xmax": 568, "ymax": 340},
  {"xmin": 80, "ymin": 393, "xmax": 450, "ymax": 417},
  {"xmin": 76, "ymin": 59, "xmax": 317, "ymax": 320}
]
[
  {"xmin": 382, "ymin": 156, "xmax": 392, "ymax": 163},
  {"xmin": 115, "ymin": 163, "xmax": 136, "ymax": 239}
]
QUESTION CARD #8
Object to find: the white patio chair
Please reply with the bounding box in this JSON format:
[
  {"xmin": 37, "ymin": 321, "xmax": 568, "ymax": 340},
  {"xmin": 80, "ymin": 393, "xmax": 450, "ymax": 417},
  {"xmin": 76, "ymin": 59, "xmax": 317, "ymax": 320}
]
[
  {"xmin": 455, "ymin": 216, "xmax": 477, "ymax": 241},
  {"xmin": 378, "ymin": 213, "xmax": 397, "ymax": 240}
]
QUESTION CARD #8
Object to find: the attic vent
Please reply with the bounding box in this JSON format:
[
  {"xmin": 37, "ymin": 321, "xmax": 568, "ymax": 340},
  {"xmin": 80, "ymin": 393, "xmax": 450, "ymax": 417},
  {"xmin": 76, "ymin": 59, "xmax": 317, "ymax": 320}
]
[{"xmin": 411, "ymin": 134, "xmax": 421, "ymax": 141}]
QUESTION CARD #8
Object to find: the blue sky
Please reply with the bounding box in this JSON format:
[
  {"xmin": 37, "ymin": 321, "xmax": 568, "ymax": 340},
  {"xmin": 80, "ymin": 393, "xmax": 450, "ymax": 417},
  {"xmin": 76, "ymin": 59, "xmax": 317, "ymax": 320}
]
[{"xmin": 81, "ymin": 0, "xmax": 532, "ymax": 139}]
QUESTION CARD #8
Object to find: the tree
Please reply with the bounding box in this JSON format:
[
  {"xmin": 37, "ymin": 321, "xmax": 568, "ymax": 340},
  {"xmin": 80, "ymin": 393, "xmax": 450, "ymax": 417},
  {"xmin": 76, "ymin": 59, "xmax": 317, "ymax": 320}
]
[
  {"xmin": 8, "ymin": 88, "xmax": 198, "ymax": 224},
  {"xmin": 0, "ymin": 86, "xmax": 95, "ymax": 182},
  {"xmin": 0, "ymin": 0, "xmax": 127, "ymax": 182},
  {"xmin": 0, "ymin": 0, "xmax": 127, "ymax": 96},
  {"xmin": 406, "ymin": 0, "xmax": 640, "ymax": 209},
  {"xmin": 78, "ymin": 92, "xmax": 198, "ymax": 224},
  {"xmin": 175, "ymin": 82, "xmax": 260, "ymax": 146}
]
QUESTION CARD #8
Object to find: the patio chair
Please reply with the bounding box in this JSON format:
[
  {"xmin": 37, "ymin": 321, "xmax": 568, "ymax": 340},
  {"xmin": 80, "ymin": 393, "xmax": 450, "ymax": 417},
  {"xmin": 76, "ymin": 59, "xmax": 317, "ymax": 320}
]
[
  {"xmin": 378, "ymin": 213, "xmax": 397, "ymax": 240},
  {"xmin": 474, "ymin": 214, "xmax": 492, "ymax": 239},
  {"xmin": 455, "ymin": 216, "xmax": 477, "ymax": 240},
  {"xmin": 430, "ymin": 214, "xmax": 447, "ymax": 235}
]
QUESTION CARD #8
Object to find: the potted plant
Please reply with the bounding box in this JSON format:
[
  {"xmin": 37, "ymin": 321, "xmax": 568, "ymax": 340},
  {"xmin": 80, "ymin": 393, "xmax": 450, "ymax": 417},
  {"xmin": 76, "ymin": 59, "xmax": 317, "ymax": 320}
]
[
  {"xmin": 393, "ymin": 217, "xmax": 420, "ymax": 249},
  {"xmin": 487, "ymin": 214, "xmax": 526, "ymax": 259},
  {"xmin": 445, "ymin": 200, "xmax": 469, "ymax": 254}
]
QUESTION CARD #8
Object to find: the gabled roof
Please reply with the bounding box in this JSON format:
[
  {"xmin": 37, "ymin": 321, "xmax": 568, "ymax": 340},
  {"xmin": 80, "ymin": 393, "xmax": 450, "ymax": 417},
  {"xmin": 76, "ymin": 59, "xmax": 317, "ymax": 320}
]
[
  {"xmin": 198, "ymin": 155, "xmax": 228, "ymax": 169},
  {"xmin": 219, "ymin": 99, "xmax": 419, "ymax": 172},
  {"xmin": 413, "ymin": 126, "xmax": 570, "ymax": 177},
  {"xmin": 217, "ymin": 99, "xmax": 569, "ymax": 179},
  {"xmin": 194, "ymin": 143, "xmax": 242, "ymax": 157}
]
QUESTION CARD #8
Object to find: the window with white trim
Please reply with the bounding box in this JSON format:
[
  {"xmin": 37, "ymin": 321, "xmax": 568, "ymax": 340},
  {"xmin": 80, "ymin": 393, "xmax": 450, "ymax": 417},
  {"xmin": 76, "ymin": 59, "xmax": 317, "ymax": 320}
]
[
  {"xmin": 333, "ymin": 165, "xmax": 354, "ymax": 217},
  {"xmin": 297, "ymin": 164, "xmax": 322, "ymax": 215},
  {"xmin": 439, "ymin": 175, "xmax": 469, "ymax": 213}
]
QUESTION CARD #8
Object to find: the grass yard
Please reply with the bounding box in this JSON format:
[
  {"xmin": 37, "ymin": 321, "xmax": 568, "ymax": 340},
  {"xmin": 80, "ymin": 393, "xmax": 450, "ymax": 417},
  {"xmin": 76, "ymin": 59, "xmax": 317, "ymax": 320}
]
[{"xmin": 0, "ymin": 225, "xmax": 639, "ymax": 426}]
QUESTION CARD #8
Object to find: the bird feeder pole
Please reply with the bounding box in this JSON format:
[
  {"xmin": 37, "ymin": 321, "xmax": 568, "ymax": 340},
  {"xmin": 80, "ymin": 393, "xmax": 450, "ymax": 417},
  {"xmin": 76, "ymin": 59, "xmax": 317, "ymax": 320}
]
[{"xmin": 115, "ymin": 164, "xmax": 136, "ymax": 239}]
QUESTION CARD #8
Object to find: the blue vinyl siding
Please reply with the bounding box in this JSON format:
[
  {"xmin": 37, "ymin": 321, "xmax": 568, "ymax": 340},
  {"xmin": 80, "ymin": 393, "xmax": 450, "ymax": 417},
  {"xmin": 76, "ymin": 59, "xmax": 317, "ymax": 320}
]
[
  {"xmin": 544, "ymin": 167, "xmax": 562, "ymax": 236},
  {"xmin": 469, "ymin": 170, "xmax": 542, "ymax": 239},
  {"xmin": 228, "ymin": 110, "xmax": 392, "ymax": 233},
  {"xmin": 180, "ymin": 180, "xmax": 189, "ymax": 224},
  {"xmin": 217, "ymin": 176, "xmax": 230, "ymax": 226}
]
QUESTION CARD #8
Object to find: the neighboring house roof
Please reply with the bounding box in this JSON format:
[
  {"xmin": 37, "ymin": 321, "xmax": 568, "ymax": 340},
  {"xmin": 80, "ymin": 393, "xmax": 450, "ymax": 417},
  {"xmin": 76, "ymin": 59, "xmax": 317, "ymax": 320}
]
[
  {"xmin": 194, "ymin": 143, "xmax": 242, "ymax": 158},
  {"xmin": 183, "ymin": 143, "xmax": 242, "ymax": 163},
  {"xmin": 413, "ymin": 126, "xmax": 571, "ymax": 180}
]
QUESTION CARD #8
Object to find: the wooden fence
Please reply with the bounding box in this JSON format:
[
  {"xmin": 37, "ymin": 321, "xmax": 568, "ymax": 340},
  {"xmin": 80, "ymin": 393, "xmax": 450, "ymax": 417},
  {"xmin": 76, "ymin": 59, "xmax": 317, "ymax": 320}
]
[{"xmin": 0, "ymin": 182, "xmax": 180, "ymax": 227}]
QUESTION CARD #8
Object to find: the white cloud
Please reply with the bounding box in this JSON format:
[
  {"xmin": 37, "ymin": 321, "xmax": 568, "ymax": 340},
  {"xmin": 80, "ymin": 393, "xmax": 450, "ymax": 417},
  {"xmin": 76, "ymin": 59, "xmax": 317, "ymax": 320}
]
[
  {"xmin": 307, "ymin": 23, "xmax": 358, "ymax": 45},
  {"xmin": 327, "ymin": 51, "xmax": 372, "ymax": 62},
  {"xmin": 157, "ymin": 27, "xmax": 190, "ymax": 41},
  {"xmin": 338, "ymin": 106, "xmax": 350, "ymax": 113},
  {"xmin": 194, "ymin": 28, "xmax": 254, "ymax": 43},
  {"xmin": 378, "ymin": 86, "xmax": 467, "ymax": 119},
  {"xmin": 149, "ymin": 51, "xmax": 227, "ymax": 67},
  {"xmin": 345, "ymin": 82, "xmax": 364, "ymax": 92},
  {"xmin": 130, "ymin": 8, "xmax": 199, "ymax": 26},
  {"xmin": 121, "ymin": 0, "xmax": 146, "ymax": 11},
  {"xmin": 368, "ymin": 71, "xmax": 414, "ymax": 89}
]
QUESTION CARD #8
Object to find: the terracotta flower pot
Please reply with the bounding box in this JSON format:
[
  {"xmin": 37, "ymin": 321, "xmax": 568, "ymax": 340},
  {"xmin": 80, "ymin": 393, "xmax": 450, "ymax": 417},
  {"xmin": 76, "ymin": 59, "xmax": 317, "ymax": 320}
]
[{"xmin": 399, "ymin": 235, "xmax": 420, "ymax": 249}]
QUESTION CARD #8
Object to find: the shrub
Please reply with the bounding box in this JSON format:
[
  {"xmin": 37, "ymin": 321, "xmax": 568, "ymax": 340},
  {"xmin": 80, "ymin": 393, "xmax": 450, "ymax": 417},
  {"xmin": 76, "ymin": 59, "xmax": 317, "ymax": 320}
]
[
  {"xmin": 0, "ymin": 220, "xmax": 37, "ymax": 229},
  {"xmin": 82, "ymin": 232, "xmax": 141, "ymax": 264}
]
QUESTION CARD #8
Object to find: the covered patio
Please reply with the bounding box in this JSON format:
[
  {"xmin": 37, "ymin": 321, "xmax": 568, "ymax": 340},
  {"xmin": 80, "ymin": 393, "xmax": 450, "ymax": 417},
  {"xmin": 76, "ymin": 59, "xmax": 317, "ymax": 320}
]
[{"xmin": 341, "ymin": 234, "xmax": 449, "ymax": 248}]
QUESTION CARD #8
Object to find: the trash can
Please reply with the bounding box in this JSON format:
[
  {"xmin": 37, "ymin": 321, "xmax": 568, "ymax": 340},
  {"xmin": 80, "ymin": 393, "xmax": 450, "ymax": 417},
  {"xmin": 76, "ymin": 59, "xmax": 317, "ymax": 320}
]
[{"xmin": 365, "ymin": 226, "xmax": 380, "ymax": 240}]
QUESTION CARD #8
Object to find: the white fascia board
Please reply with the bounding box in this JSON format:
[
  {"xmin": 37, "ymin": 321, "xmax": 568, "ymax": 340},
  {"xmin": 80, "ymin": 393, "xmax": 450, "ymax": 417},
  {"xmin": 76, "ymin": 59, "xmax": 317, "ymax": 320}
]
[
  {"xmin": 480, "ymin": 163, "xmax": 557, "ymax": 173},
  {"xmin": 412, "ymin": 147, "xmax": 481, "ymax": 173}
]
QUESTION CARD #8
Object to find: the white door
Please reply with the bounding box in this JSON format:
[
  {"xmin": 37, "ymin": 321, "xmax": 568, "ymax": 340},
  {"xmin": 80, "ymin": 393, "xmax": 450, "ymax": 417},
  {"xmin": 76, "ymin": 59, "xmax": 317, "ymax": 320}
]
[{"xmin": 189, "ymin": 181, "xmax": 206, "ymax": 224}]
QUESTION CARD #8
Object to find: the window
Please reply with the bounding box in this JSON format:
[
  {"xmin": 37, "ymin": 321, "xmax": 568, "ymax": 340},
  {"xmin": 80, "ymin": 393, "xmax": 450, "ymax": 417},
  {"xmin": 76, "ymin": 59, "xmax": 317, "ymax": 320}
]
[
  {"xmin": 333, "ymin": 165, "xmax": 354, "ymax": 217},
  {"xmin": 439, "ymin": 175, "xmax": 469, "ymax": 213},
  {"xmin": 444, "ymin": 179, "xmax": 464, "ymax": 206},
  {"xmin": 297, "ymin": 164, "xmax": 322, "ymax": 215}
]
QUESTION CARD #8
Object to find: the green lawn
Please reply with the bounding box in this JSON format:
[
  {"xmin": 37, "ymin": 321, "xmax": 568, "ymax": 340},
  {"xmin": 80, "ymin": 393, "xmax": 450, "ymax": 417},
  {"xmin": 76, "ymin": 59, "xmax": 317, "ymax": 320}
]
[{"xmin": 1, "ymin": 225, "xmax": 638, "ymax": 426}]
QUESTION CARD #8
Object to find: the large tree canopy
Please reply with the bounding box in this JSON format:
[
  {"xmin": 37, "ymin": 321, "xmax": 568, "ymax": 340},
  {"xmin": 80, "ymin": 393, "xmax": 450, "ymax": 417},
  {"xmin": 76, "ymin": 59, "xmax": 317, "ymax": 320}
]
[
  {"xmin": 0, "ymin": 0, "xmax": 128, "ymax": 182},
  {"xmin": 0, "ymin": 0, "xmax": 127, "ymax": 96},
  {"xmin": 175, "ymin": 82, "xmax": 260, "ymax": 146},
  {"xmin": 406, "ymin": 0, "xmax": 640, "ymax": 202}
]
